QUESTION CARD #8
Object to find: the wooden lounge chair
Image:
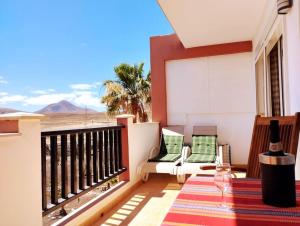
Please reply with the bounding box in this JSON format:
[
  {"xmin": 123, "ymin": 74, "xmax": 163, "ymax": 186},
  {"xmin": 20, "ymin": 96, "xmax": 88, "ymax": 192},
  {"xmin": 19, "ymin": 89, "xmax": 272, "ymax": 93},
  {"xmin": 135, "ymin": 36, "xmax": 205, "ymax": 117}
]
[
  {"xmin": 201, "ymin": 113, "xmax": 300, "ymax": 178},
  {"xmin": 177, "ymin": 126, "xmax": 218, "ymax": 183},
  {"xmin": 138, "ymin": 125, "xmax": 186, "ymax": 182}
]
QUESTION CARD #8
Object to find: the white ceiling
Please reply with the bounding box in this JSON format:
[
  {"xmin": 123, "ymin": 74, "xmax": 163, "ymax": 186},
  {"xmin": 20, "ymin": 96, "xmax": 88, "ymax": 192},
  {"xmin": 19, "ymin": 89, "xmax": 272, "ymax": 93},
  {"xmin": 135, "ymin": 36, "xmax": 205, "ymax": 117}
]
[{"xmin": 158, "ymin": 0, "xmax": 271, "ymax": 48}]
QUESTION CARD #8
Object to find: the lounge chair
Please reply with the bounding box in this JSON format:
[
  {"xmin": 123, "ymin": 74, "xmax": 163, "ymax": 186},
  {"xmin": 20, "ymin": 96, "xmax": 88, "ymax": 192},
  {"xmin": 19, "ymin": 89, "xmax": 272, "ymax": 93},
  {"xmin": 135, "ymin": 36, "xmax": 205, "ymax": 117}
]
[
  {"xmin": 177, "ymin": 126, "xmax": 218, "ymax": 183},
  {"xmin": 138, "ymin": 125, "xmax": 186, "ymax": 182}
]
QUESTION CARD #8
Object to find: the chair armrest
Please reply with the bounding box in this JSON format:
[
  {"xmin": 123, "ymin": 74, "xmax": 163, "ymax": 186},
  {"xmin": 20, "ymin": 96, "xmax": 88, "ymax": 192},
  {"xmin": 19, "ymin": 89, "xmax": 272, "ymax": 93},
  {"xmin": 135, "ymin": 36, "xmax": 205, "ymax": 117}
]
[
  {"xmin": 231, "ymin": 165, "xmax": 247, "ymax": 172},
  {"xmin": 200, "ymin": 165, "xmax": 248, "ymax": 172},
  {"xmin": 148, "ymin": 147, "xmax": 159, "ymax": 160},
  {"xmin": 200, "ymin": 165, "xmax": 216, "ymax": 170},
  {"xmin": 182, "ymin": 146, "xmax": 191, "ymax": 159},
  {"xmin": 180, "ymin": 146, "xmax": 191, "ymax": 165}
]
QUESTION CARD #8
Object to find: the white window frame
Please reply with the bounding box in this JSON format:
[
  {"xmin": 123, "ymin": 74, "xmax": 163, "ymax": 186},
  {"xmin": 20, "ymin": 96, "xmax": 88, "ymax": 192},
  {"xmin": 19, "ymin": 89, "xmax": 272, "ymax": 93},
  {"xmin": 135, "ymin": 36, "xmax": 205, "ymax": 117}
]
[{"xmin": 254, "ymin": 16, "xmax": 287, "ymax": 116}]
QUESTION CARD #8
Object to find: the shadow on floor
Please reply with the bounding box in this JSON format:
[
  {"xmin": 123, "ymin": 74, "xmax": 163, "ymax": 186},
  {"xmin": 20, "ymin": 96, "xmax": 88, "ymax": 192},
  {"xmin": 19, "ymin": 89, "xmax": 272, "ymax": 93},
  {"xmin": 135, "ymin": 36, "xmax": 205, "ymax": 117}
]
[{"xmin": 94, "ymin": 174, "xmax": 182, "ymax": 226}]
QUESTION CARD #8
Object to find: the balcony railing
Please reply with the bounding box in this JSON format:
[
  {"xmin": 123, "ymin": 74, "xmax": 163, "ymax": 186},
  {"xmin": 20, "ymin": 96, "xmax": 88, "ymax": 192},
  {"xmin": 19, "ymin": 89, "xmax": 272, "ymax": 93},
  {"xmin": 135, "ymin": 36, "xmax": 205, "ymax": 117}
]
[{"xmin": 41, "ymin": 125, "xmax": 126, "ymax": 215}]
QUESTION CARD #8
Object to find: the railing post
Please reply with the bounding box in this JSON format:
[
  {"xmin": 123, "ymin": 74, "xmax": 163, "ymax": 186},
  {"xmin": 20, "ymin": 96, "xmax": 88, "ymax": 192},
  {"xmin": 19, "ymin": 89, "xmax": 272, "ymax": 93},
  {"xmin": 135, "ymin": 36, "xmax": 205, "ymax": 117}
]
[
  {"xmin": 70, "ymin": 134, "xmax": 78, "ymax": 194},
  {"xmin": 50, "ymin": 135, "xmax": 58, "ymax": 204},
  {"xmin": 78, "ymin": 133, "xmax": 85, "ymax": 190},
  {"xmin": 92, "ymin": 131, "xmax": 99, "ymax": 183},
  {"xmin": 116, "ymin": 114, "xmax": 134, "ymax": 181},
  {"xmin": 86, "ymin": 132, "xmax": 92, "ymax": 186},
  {"xmin": 61, "ymin": 134, "xmax": 68, "ymax": 198},
  {"xmin": 41, "ymin": 136, "xmax": 47, "ymax": 210},
  {"xmin": 98, "ymin": 131, "xmax": 104, "ymax": 180}
]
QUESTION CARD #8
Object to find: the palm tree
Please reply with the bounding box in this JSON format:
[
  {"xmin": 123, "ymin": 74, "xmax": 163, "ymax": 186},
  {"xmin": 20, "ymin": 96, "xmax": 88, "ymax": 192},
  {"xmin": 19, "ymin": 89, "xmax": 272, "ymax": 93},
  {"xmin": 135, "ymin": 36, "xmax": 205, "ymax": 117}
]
[{"xmin": 101, "ymin": 63, "xmax": 151, "ymax": 122}]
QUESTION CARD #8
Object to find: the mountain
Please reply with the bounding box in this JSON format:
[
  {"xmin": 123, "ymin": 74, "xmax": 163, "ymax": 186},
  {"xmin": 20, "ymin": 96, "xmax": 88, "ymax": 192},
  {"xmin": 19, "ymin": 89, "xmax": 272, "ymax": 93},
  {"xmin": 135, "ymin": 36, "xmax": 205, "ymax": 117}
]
[
  {"xmin": 35, "ymin": 100, "xmax": 98, "ymax": 114},
  {"xmin": 0, "ymin": 107, "xmax": 20, "ymax": 114}
]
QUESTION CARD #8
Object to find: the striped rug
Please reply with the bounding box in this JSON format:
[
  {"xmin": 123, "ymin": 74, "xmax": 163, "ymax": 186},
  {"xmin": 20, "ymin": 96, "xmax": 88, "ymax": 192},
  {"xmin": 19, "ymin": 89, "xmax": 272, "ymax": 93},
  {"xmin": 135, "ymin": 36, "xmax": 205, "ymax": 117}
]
[{"xmin": 162, "ymin": 177, "xmax": 300, "ymax": 226}]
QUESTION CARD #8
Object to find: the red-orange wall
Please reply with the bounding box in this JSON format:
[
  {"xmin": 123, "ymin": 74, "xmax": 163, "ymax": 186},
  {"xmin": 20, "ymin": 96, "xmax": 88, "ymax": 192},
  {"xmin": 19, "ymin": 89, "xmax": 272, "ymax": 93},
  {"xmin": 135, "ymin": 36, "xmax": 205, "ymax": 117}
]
[{"xmin": 150, "ymin": 34, "xmax": 252, "ymax": 127}]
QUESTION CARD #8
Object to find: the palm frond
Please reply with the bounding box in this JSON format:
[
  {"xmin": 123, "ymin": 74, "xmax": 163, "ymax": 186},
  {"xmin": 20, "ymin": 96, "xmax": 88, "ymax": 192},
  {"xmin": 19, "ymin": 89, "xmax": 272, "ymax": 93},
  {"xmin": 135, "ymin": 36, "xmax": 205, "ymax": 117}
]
[{"xmin": 101, "ymin": 62, "xmax": 151, "ymax": 122}]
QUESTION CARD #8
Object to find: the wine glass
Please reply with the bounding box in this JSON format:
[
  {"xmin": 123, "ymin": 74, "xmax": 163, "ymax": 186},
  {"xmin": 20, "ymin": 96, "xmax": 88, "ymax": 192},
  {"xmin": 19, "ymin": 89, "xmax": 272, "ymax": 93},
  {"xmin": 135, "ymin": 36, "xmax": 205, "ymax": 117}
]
[
  {"xmin": 216, "ymin": 162, "xmax": 231, "ymax": 173},
  {"xmin": 214, "ymin": 163, "xmax": 232, "ymax": 208}
]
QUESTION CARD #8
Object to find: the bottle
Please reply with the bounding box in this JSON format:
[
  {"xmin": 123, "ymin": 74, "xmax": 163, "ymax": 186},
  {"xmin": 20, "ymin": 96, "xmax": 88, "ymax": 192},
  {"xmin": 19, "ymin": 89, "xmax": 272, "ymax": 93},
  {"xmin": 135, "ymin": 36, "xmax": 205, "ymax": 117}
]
[
  {"xmin": 259, "ymin": 119, "xmax": 296, "ymax": 207},
  {"xmin": 267, "ymin": 120, "xmax": 285, "ymax": 156}
]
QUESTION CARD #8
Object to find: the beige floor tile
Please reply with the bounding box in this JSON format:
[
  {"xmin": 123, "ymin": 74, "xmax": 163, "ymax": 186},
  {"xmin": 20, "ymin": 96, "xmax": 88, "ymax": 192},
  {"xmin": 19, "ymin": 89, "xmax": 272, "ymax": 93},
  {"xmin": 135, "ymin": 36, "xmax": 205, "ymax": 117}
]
[{"xmin": 93, "ymin": 174, "xmax": 182, "ymax": 226}]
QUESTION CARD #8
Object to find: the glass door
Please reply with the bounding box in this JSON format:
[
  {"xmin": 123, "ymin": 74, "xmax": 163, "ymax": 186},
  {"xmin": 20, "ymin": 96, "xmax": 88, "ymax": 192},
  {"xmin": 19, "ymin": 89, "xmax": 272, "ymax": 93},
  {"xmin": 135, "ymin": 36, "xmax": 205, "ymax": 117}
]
[{"xmin": 266, "ymin": 37, "xmax": 284, "ymax": 116}]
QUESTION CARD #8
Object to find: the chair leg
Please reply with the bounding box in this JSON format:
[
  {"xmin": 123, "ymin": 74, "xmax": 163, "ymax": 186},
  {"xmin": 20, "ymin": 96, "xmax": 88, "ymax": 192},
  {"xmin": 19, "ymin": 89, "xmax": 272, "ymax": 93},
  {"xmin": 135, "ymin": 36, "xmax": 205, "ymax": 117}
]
[{"xmin": 177, "ymin": 174, "xmax": 186, "ymax": 184}]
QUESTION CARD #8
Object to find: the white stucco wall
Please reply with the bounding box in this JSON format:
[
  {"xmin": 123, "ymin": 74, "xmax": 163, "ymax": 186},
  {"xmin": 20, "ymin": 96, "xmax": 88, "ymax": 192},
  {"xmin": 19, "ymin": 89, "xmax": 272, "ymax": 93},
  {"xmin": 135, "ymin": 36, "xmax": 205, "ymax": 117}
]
[
  {"xmin": 127, "ymin": 122, "xmax": 160, "ymax": 181},
  {"xmin": 166, "ymin": 52, "xmax": 256, "ymax": 164},
  {"xmin": 0, "ymin": 119, "xmax": 43, "ymax": 226},
  {"xmin": 285, "ymin": 0, "xmax": 300, "ymax": 114},
  {"xmin": 284, "ymin": 0, "xmax": 300, "ymax": 179}
]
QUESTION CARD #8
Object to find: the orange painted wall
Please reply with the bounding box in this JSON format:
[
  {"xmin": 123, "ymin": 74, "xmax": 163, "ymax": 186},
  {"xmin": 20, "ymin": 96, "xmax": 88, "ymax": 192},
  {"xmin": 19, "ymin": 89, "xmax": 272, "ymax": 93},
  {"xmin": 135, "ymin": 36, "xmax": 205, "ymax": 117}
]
[
  {"xmin": 150, "ymin": 34, "xmax": 252, "ymax": 127},
  {"xmin": 116, "ymin": 117, "xmax": 130, "ymax": 181},
  {"xmin": 0, "ymin": 120, "xmax": 19, "ymax": 133}
]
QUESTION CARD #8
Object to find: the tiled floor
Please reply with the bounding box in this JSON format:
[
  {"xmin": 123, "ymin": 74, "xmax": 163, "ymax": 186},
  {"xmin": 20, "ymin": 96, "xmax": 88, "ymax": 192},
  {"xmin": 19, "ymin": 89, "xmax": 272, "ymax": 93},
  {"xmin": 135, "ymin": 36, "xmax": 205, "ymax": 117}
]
[{"xmin": 93, "ymin": 174, "xmax": 183, "ymax": 226}]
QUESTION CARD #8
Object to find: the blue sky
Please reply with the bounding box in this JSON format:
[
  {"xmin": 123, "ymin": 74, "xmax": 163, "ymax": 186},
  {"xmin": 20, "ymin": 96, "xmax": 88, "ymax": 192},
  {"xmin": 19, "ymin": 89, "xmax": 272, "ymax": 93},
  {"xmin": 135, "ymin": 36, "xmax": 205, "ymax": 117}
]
[{"xmin": 0, "ymin": 0, "xmax": 173, "ymax": 112}]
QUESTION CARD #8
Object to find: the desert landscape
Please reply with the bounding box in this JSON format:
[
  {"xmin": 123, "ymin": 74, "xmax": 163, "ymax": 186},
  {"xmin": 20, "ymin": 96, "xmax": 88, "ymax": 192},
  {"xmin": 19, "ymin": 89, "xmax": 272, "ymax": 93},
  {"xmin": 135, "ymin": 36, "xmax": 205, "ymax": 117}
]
[
  {"xmin": 40, "ymin": 112, "xmax": 115, "ymax": 130},
  {"xmin": 0, "ymin": 100, "xmax": 116, "ymax": 130}
]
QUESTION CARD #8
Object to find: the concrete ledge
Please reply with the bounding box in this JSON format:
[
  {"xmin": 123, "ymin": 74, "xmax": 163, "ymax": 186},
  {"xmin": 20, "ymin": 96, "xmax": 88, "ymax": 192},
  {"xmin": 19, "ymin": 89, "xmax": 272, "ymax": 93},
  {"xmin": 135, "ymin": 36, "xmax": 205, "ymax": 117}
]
[
  {"xmin": 115, "ymin": 114, "xmax": 135, "ymax": 119},
  {"xmin": 0, "ymin": 112, "xmax": 45, "ymax": 120},
  {"xmin": 53, "ymin": 179, "xmax": 142, "ymax": 226},
  {"xmin": 0, "ymin": 133, "xmax": 21, "ymax": 137}
]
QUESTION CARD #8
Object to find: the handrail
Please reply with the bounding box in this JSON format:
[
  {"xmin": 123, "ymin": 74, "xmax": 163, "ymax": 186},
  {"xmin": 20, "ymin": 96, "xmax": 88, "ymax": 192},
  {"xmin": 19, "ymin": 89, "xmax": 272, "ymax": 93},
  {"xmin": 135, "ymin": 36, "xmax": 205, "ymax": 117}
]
[{"xmin": 41, "ymin": 124, "xmax": 124, "ymax": 136}]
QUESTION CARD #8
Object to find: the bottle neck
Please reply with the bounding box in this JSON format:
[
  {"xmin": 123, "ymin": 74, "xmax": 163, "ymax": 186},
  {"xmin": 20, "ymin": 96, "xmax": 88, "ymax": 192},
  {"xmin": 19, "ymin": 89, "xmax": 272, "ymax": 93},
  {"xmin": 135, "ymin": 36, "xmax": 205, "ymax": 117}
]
[{"xmin": 269, "ymin": 142, "xmax": 283, "ymax": 153}]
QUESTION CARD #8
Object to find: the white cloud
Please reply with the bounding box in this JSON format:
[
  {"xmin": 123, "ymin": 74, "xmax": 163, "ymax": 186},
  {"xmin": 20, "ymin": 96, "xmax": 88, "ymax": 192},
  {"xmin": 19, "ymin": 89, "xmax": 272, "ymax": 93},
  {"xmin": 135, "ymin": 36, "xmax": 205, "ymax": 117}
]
[
  {"xmin": 0, "ymin": 83, "xmax": 104, "ymax": 110},
  {"xmin": 0, "ymin": 76, "xmax": 8, "ymax": 84},
  {"xmin": 31, "ymin": 89, "xmax": 56, "ymax": 95},
  {"xmin": 24, "ymin": 93, "xmax": 75, "ymax": 106},
  {"xmin": 0, "ymin": 92, "xmax": 8, "ymax": 96},
  {"xmin": 70, "ymin": 82, "xmax": 101, "ymax": 91},
  {"xmin": 0, "ymin": 94, "xmax": 26, "ymax": 104},
  {"xmin": 72, "ymin": 91, "xmax": 102, "ymax": 107}
]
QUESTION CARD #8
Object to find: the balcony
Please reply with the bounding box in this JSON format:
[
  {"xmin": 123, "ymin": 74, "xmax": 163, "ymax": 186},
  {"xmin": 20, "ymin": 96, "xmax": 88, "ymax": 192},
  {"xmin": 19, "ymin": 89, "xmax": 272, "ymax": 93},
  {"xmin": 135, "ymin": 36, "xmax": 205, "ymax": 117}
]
[
  {"xmin": 0, "ymin": 112, "xmax": 249, "ymax": 226},
  {"xmin": 1, "ymin": 1, "xmax": 300, "ymax": 225}
]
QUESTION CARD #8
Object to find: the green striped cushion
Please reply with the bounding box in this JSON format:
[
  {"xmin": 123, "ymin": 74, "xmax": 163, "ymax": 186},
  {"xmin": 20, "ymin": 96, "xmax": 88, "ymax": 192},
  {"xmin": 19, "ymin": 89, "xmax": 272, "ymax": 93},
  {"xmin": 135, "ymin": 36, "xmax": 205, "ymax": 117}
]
[
  {"xmin": 148, "ymin": 153, "xmax": 181, "ymax": 162},
  {"xmin": 160, "ymin": 135, "xmax": 184, "ymax": 154},
  {"xmin": 192, "ymin": 136, "xmax": 216, "ymax": 155},
  {"xmin": 185, "ymin": 153, "xmax": 216, "ymax": 163}
]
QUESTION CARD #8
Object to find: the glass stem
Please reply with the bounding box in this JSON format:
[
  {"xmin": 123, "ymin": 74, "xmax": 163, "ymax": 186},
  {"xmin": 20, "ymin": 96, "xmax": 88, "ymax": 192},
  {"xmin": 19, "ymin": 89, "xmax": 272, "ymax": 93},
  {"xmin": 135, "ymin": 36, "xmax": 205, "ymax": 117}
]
[{"xmin": 222, "ymin": 190, "xmax": 225, "ymax": 207}]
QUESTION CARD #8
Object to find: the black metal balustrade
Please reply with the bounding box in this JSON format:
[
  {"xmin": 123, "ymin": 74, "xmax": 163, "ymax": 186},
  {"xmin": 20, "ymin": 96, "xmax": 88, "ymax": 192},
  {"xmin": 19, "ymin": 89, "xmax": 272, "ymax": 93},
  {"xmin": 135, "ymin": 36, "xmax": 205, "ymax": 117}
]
[{"xmin": 41, "ymin": 125, "xmax": 126, "ymax": 215}]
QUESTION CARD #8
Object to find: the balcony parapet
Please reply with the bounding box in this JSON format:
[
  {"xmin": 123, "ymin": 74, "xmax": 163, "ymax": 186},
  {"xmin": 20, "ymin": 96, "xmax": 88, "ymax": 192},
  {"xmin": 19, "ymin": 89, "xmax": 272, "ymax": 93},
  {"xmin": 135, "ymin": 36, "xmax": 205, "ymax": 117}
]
[
  {"xmin": 0, "ymin": 112, "xmax": 44, "ymax": 135},
  {"xmin": 0, "ymin": 112, "xmax": 43, "ymax": 226},
  {"xmin": 0, "ymin": 112, "xmax": 44, "ymax": 120}
]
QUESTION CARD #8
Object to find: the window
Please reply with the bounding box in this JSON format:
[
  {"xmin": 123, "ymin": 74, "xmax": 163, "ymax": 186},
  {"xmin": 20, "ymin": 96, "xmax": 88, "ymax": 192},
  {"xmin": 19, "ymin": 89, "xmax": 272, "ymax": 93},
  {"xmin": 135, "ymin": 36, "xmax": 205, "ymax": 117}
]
[
  {"xmin": 255, "ymin": 36, "xmax": 285, "ymax": 117},
  {"xmin": 266, "ymin": 37, "xmax": 284, "ymax": 116},
  {"xmin": 255, "ymin": 54, "xmax": 266, "ymax": 116}
]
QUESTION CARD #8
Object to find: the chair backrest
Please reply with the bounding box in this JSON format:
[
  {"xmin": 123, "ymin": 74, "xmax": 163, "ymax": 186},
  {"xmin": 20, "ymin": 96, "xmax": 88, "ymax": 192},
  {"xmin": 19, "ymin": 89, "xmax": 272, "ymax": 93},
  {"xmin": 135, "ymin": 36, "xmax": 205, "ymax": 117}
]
[
  {"xmin": 162, "ymin": 126, "xmax": 184, "ymax": 136},
  {"xmin": 246, "ymin": 113, "xmax": 300, "ymax": 178},
  {"xmin": 193, "ymin": 126, "xmax": 217, "ymax": 136},
  {"xmin": 160, "ymin": 125, "xmax": 184, "ymax": 154},
  {"xmin": 192, "ymin": 126, "xmax": 217, "ymax": 155}
]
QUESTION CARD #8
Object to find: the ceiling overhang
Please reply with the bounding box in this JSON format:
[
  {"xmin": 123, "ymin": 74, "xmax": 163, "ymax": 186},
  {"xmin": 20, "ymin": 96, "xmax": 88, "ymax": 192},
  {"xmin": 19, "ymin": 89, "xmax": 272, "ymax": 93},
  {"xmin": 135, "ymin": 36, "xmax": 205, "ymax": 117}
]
[{"xmin": 157, "ymin": 0, "xmax": 271, "ymax": 48}]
